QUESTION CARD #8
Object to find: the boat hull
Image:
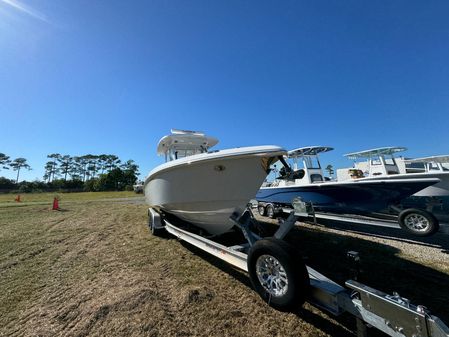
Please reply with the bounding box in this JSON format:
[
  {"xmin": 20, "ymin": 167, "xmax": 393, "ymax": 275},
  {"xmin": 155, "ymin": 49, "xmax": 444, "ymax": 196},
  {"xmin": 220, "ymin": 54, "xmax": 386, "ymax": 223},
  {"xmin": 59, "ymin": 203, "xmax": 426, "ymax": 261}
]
[
  {"xmin": 145, "ymin": 146, "xmax": 285, "ymax": 235},
  {"xmin": 256, "ymin": 178, "xmax": 439, "ymax": 214},
  {"xmin": 358, "ymin": 172, "xmax": 449, "ymax": 197}
]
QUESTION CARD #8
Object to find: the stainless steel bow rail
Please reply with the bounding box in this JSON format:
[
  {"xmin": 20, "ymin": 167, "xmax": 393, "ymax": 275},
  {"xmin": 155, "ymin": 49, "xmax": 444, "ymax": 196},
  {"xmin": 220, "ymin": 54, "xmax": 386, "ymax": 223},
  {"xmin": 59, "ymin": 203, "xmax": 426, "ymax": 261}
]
[{"xmin": 148, "ymin": 207, "xmax": 449, "ymax": 337}]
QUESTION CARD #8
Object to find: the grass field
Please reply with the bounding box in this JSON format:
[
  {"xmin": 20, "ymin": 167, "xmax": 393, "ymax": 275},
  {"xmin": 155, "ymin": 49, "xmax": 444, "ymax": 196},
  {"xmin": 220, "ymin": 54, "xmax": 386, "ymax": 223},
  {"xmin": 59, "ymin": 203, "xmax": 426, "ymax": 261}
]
[
  {"xmin": 1, "ymin": 192, "xmax": 448, "ymax": 336},
  {"xmin": 0, "ymin": 191, "xmax": 137, "ymax": 206}
]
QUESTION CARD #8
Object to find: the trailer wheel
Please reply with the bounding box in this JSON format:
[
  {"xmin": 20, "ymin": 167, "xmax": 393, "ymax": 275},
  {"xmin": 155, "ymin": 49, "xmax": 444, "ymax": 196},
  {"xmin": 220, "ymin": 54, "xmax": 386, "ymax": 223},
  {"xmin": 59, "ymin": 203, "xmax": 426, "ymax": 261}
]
[
  {"xmin": 398, "ymin": 208, "xmax": 439, "ymax": 236},
  {"xmin": 258, "ymin": 204, "xmax": 266, "ymax": 216},
  {"xmin": 247, "ymin": 238, "xmax": 309, "ymax": 311},
  {"xmin": 266, "ymin": 204, "xmax": 275, "ymax": 219}
]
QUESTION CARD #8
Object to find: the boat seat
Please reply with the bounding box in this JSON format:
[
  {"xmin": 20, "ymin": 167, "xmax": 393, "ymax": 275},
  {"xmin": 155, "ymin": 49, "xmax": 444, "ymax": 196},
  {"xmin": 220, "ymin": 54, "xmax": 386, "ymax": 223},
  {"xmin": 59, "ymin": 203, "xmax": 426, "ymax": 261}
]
[{"xmin": 310, "ymin": 174, "xmax": 323, "ymax": 182}]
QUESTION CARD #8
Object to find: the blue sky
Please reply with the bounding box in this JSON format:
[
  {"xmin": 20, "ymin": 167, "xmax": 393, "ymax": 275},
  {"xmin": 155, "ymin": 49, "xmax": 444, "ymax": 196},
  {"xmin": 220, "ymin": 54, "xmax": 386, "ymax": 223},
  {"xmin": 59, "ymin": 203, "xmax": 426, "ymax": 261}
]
[{"xmin": 1, "ymin": 0, "xmax": 448, "ymax": 181}]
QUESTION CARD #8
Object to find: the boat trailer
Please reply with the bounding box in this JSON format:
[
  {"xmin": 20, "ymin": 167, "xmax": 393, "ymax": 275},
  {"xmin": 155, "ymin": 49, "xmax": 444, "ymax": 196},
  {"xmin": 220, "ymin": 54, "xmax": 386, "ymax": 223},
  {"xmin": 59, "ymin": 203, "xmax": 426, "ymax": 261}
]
[
  {"xmin": 147, "ymin": 206, "xmax": 449, "ymax": 337},
  {"xmin": 256, "ymin": 199, "xmax": 445, "ymax": 237}
]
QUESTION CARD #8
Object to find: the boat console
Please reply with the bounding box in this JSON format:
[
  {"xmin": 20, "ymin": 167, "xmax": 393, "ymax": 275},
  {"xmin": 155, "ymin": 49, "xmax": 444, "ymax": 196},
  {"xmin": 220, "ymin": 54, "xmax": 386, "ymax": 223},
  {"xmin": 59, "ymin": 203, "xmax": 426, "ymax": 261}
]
[
  {"xmin": 271, "ymin": 146, "xmax": 334, "ymax": 186},
  {"xmin": 339, "ymin": 147, "xmax": 407, "ymax": 180},
  {"xmin": 156, "ymin": 129, "xmax": 219, "ymax": 162}
]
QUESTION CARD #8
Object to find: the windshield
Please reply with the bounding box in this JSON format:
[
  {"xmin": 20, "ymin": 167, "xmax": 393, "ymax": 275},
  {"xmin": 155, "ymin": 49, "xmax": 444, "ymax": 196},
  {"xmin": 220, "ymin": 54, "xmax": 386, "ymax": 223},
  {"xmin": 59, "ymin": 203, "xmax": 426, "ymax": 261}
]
[
  {"xmin": 167, "ymin": 148, "xmax": 206, "ymax": 161},
  {"xmin": 304, "ymin": 156, "xmax": 321, "ymax": 169},
  {"xmin": 384, "ymin": 157, "xmax": 396, "ymax": 166},
  {"xmin": 370, "ymin": 156, "xmax": 396, "ymax": 166},
  {"xmin": 428, "ymin": 162, "xmax": 443, "ymax": 171},
  {"xmin": 406, "ymin": 162, "xmax": 425, "ymax": 170}
]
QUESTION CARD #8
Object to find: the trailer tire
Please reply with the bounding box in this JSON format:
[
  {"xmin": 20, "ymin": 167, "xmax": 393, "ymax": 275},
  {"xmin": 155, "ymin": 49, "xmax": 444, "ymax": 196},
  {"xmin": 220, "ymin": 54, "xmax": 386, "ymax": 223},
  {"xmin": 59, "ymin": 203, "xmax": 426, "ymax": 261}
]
[
  {"xmin": 258, "ymin": 204, "xmax": 266, "ymax": 216},
  {"xmin": 398, "ymin": 208, "xmax": 439, "ymax": 236},
  {"xmin": 266, "ymin": 204, "xmax": 275, "ymax": 219},
  {"xmin": 247, "ymin": 238, "xmax": 309, "ymax": 311}
]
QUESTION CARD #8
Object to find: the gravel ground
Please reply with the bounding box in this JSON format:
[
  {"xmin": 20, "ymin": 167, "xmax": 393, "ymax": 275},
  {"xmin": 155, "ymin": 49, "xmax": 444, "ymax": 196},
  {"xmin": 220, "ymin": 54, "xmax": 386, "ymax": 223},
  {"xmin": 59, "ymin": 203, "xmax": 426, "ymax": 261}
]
[{"xmin": 298, "ymin": 217, "xmax": 449, "ymax": 270}]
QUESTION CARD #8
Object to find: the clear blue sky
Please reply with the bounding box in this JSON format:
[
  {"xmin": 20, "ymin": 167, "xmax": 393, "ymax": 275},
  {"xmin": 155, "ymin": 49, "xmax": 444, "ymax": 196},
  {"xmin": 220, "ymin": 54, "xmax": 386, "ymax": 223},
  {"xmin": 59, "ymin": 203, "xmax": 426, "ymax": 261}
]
[{"xmin": 1, "ymin": 0, "xmax": 448, "ymax": 181}]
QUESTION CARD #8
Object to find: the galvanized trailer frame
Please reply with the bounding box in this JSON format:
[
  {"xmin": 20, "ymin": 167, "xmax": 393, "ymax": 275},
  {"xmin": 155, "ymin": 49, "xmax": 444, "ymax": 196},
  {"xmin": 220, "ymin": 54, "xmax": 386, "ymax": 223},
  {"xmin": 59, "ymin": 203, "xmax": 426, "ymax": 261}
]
[
  {"xmin": 148, "ymin": 207, "xmax": 449, "ymax": 337},
  {"xmin": 256, "ymin": 200, "xmax": 401, "ymax": 227},
  {"xmin": 256, "ymin": 200, "xmax": 446, "ymax": 236},
  {"xmin": 303, "ymin": 212, "xmax": 449, "ymax": 235}
]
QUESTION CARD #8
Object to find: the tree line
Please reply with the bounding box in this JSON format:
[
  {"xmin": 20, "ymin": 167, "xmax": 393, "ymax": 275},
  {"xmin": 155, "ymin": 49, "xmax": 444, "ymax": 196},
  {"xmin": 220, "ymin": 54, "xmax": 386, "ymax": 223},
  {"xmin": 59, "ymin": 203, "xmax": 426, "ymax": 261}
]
[
  {"xmin": 0, "ymin": 153, "xmax": 31, "ymax": 183},
  {"xmin": 0, "ymin": 152, "xmax": 139, "ymax": 193},
  {"xmin": 42, "ymin": 153, "xmax": 137, "ymax": 183}
]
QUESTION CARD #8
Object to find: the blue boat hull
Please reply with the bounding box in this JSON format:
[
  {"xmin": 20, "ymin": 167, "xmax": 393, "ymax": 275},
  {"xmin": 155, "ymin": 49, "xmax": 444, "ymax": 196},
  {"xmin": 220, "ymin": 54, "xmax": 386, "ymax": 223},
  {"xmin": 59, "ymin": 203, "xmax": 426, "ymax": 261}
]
[{"xmin": 256, "ymin": 180, "xmax": 437, "ymax": 214}]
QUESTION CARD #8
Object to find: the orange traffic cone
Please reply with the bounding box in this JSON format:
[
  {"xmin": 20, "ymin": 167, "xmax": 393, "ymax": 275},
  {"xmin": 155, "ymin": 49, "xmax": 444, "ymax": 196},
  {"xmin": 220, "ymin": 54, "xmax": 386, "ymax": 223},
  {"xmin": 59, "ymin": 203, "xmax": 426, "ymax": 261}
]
[
  {"xmin": 15, "ymin": 195, "xmax": 21, "ymax": 202},
  {"xmin": 52, "ymin": 197, "xmax": 59, "ymax": 210}
]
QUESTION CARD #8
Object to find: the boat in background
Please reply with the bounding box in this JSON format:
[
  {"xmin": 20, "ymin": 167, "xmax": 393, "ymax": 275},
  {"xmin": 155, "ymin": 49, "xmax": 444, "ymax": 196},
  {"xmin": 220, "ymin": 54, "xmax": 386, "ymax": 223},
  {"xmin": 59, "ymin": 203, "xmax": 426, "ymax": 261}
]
[
  {"xmin": 256, "ymin": 146, "xmax": 441, "ymax": 235},
  {"xmin": 257, "ymin": 146, "xmax": 439, "ymax": 214},
  {"xmin": 133, "ymin": 181, "xmax": 144, "ymax": 193},
  {"xmin": 338, "ymin": 147, "xmax": 449, "ymax": 197},
  {"xmin": 144, "ymin": 129, "xmax": 286, "ymax": 235},
  {"xmin": 404, "ymin": 154, "xmax": 449, "ymax": 173}
]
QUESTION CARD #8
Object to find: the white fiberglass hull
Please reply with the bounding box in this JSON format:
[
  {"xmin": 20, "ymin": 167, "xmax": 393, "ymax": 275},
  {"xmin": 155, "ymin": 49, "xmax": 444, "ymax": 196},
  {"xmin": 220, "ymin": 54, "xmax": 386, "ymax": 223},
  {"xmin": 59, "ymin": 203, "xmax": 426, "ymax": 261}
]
[
  {"xmin": 359, "ymin": 172, "xmax": 449, "ymax": 197},
  {"xmin": 145, "ymin": 146, "xmax": 285, "ymax": 235}
]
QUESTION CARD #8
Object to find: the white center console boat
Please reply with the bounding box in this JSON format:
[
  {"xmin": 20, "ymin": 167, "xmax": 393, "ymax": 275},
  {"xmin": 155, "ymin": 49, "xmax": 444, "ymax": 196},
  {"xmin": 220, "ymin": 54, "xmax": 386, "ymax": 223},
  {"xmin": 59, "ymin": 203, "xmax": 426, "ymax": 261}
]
[
  {"xmin": 144, "ymin": 129, "xmax": 286, "ymax": 235},
  {"xmin": 339, "ymin": 147, "xmax": 449, "ymax": 197}
]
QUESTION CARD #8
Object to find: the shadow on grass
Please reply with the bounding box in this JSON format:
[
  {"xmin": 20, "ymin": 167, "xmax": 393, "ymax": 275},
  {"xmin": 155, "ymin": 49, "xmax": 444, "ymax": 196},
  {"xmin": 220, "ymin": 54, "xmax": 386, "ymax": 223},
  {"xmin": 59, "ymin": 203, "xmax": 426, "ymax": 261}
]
[
  {"xmin": 285, "ymin": 224, "xmax": 449, "ymax": 323},
  {"xmin": 310, "ymin": 218, "xmax": 449, "ymax": 251},
  {"xmin": 177, "ymin": 240, "xmax": 252, "ymax": 288},
  {"xmin": 163, "ymin": 220, "xmax": 449, "ymax": 335},
  {"xmin": 296, "ymin": 308, "xmax": 361, "ymax": 337},
  {"xmin": 170, "ymin": 232, "xmax": 360, "ymax": 336}
]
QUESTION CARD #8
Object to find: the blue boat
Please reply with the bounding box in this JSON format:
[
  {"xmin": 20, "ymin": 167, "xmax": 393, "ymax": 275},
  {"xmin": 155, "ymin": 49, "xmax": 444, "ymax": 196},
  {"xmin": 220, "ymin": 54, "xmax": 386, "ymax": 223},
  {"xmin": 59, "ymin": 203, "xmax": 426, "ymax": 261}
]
[
  {"xmin": 257, "ymin": 177, "xmax": 438, "ymax": 215},
  {"xmin": 256, "ymin": 146, "xmax": 439, "ymax": 215}
]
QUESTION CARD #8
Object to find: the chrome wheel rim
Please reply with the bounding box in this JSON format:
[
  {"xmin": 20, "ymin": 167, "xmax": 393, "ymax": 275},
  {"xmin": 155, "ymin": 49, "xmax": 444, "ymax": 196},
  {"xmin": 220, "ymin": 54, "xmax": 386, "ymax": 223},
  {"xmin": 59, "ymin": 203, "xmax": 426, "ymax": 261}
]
[
  {"xmin": 403, "ymin": 214, "xmax": 429, "ymax": 232},
  {"xmin": 256, "ymin": 255, "xmax": 288, "ymax": 297}
]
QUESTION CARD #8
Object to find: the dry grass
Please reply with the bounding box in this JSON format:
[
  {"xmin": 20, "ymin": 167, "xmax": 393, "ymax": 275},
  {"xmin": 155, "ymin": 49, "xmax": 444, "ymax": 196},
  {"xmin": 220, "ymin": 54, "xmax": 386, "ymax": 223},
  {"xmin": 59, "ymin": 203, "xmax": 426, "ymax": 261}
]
[
  {"xmin": 0, "ymin": 191, "xmax": 137, "ymax": 206},
  {"xmin": 1, "ymin": 194, "xmax": 448, "ymax": 337}
]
